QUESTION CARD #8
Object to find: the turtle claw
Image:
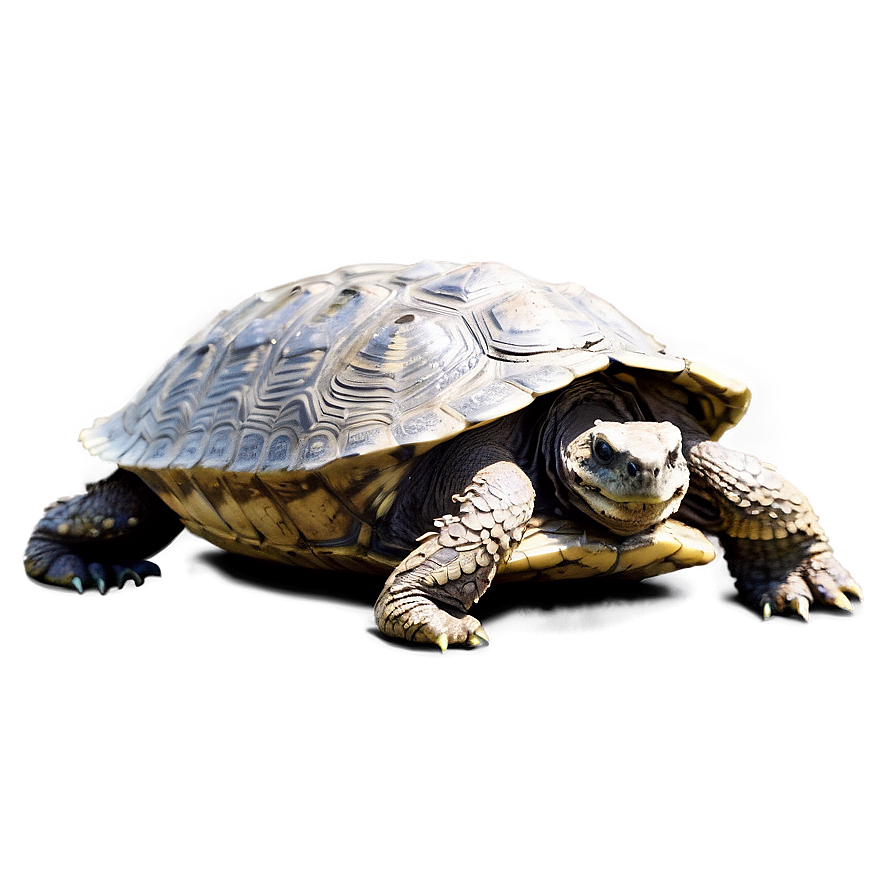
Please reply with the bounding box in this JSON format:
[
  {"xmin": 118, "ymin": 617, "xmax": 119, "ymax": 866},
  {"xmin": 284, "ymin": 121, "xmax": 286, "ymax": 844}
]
[
  {"xmin": 29, "ymin": 549, "xmax": 161, "ymax": 593},
  {"xmin": 108, "ymin": 561, "xmax": 160, "ymax": 589},
  {"xmin": 390, "ymin": 608, "xmax": 490, "ymax": 651},
  {"xmin": 434, "ymin": 625, "xmax": 490, "ymax": 649},
  {"xmin": 759, "ymin": 595, "xmax": 806, "ymax": 621},
  {"xmin": 791, "ymin": 594, "xmax": 811, "ymax": 622},
  {"xmin": 466, "ymin": 625, "xmax": 490, "ymax": 648},
  {"xmin": 131, "ymin": 560, "xmax": 162, "ymax": 585},
  {"xmin": 88, "ymin": 563, "xmax": 108, "ymax": 594},
  {"xmin": 428, "ymin": 620, "xmax": 489, "ymax": 651},
  {"xmin": 113, "ymin": 563, "xmax": 152, "ymax": 588},
  {"xmin": 825, "ymin": 592, "xmax": 854, "ymax": 613},
  {"xmin": 116, "ymin": 568, "xmax": 141, "ymax": 588},
  {"xmin": 803, "ymin": 552, "xmax": 861, "ymax": 615},
  {"xmin": 758, "ymin": 577, "xmax": 812, "ymax": 621}
]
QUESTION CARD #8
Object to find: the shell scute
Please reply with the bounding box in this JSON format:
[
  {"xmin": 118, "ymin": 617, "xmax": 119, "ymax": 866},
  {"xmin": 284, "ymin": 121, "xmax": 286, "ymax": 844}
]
[
  {"xmin": 447, "ymin": 380, "xmax": 533, "ymax": 424},
  {"xmin": 391, "ymin": 408, "xmax": 465, "ymax": 445}
]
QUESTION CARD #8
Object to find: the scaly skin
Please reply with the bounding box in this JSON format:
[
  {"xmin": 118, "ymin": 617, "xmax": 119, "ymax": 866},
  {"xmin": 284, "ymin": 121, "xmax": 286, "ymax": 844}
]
[
  {"xmin": 374, "ymin": 461, "xmax": 535, "ymax": 650},
  {"xmin": 686, "ymin": 440, "xmax": 862, "ymax": 619}
]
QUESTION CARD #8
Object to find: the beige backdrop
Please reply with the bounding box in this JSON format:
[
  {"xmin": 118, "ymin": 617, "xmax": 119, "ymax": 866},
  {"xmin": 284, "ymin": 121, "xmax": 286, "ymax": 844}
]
[{"xmin": 3, "ymin": 2, "xmax": 891, "ymax": 895}]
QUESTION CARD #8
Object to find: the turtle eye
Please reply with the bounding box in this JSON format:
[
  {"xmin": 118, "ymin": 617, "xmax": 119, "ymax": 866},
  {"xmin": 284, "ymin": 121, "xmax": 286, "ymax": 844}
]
[{"xmin": 593, "ymin": 437, "xmax": 616, "ymax": 465}]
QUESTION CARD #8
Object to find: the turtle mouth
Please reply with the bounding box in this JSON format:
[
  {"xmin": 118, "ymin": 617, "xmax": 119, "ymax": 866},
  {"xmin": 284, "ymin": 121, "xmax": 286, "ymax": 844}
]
[
  {"xmin": 571, "ymin": 468, "xmax": 687, "ymax": 507},
  {"xmin": 587, "ymin": 479, "xmax": 686, "ymax": 507},
  {"xmin": 569, "ymin": 471, "xmax": 687, "ymax": 535}
]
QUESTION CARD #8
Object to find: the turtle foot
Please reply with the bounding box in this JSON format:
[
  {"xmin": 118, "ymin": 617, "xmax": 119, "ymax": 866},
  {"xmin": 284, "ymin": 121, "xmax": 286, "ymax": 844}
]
[
  {"xmin": 757, "ymin": 550, "xmax": 861, "ymax": 621},
  {"xmin": 25, "ymin": 533, "xmax": 161, "ymax": 593},
  {"xmin": 25, "ymin": 470, "xmax": 182, "ymax": 593},
  {"xmin": 406, "ymin": 609, "xmax": 490, "ymax": 652},
  {"xmin": 433, "ymin": 621, "xmax": 490, "ymax": 652}
]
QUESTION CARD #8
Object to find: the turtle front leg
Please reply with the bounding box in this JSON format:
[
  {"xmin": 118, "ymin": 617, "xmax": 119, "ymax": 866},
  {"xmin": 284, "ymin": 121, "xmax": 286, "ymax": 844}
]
[
  {"xmin": 24, "ymin": 469, "xmax": 183, "ymax": 592},
  {"xmin": 685, "ymin": 440, "xmax": 862, "ymax": 620},
  {"xmin": 374, "ymin": 461, "xmax": 535, "ymax": 650}
]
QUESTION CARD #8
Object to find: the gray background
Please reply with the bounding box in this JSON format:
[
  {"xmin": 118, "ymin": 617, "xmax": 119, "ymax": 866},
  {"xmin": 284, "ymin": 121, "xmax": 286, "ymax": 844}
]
[{"xmin": 3, "ymin": 2, "xmax": 892, "ymax": 894}]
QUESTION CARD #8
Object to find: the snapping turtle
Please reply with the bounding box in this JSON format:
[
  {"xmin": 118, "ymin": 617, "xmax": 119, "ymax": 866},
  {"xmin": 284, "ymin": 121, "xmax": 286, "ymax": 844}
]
[{"xmin": 25, "ymin": 261, "xmax": 861, "ymax": 648}]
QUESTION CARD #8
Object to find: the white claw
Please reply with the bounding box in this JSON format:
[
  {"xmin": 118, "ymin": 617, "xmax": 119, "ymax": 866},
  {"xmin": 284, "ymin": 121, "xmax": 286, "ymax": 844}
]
[
  {"xmin": 473, "ymin": 625, "xmax": 489, "ymax": 644},
  {"xmin": 828, "ymin": 592, "xmax": 854, "ymax": 613},
  {"xmin": 762, "ymin": 601, "xmax": 772, "ymax": 620},
  {"xmin": 794, "ymin": 595, "xmax": 811, "ymax": 622}
]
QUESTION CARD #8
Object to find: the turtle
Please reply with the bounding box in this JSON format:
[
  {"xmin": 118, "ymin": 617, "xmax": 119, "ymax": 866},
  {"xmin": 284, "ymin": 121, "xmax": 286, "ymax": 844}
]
[{"xmin": 24, "ymin": 260, "xmax": 862, "ymax": 649}]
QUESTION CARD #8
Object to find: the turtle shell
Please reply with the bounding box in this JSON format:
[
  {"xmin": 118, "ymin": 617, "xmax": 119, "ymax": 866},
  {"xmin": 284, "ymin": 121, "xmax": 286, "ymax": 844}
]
[
  {"xmin": 82, "ymin": 260, "xmax": 749, "ymax": 473},
  {"xmin": 80, "ymin": 261, "xmax": 750, "ymax": 572}
]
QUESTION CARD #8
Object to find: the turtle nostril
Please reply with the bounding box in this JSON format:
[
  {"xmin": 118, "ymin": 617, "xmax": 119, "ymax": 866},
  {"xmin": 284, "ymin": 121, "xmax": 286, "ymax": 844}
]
[{"xmin": 627, "ymin": 461, "xmax": 639, "ymax": 477}]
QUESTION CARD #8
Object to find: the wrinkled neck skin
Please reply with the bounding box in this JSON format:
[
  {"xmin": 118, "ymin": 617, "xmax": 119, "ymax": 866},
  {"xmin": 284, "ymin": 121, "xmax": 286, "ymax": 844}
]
[{"xmin": 541, "ymin": 378, "xmax": 689, "ymax": 535}]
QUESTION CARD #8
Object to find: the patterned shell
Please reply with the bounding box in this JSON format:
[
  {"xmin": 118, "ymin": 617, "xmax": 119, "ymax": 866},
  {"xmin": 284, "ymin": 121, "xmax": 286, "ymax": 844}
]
[{"xmin": 81, "ymin": 261, "xmax": 750, "ymax": 474}]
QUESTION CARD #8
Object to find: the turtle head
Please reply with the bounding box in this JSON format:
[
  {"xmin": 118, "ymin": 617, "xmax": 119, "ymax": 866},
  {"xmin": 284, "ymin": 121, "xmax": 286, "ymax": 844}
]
[{"xmin": 563, "ymin": 421, "xmax": 689, "ymax": 536}]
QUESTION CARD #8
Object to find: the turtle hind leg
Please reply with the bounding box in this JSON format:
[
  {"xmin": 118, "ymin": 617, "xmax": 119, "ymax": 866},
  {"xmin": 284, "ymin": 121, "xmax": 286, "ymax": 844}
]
[{"xmin": 24, "ymin": 468, "xmax": 184, "ymax": 593}]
